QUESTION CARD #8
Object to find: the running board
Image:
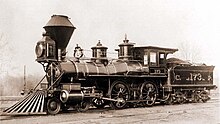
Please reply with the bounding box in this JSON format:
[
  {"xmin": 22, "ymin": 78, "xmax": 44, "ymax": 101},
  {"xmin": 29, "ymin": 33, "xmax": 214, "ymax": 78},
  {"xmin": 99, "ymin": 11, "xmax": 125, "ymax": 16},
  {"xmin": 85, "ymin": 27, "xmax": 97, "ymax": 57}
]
[
  {"xmin": 101, "ymin": 97, "xmax": 153, "ymax": 103},
  {"xmin": 2, "ymin": 90, "xmax": 47, "ymax": 115}
]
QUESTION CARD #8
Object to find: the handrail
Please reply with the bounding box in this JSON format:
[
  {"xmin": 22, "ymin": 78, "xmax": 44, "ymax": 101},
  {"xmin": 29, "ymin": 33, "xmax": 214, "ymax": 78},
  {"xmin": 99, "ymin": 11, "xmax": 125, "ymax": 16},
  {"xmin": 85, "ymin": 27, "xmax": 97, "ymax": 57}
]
[
  {"xmin": 33, "ymin": 75, "xmax": 46, "ymax": 91},
  {"xmin": 47, "ymin": 71, "xmax": 64, "ymax": 90}
]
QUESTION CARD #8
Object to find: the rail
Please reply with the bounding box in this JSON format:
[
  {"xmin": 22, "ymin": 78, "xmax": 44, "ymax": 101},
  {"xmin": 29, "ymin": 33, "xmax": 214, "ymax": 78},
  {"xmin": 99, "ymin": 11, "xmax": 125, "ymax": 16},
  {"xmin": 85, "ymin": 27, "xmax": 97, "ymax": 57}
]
[{"xmin": 0, "ymin": 96, "xmax": 23, "ymax": 101}]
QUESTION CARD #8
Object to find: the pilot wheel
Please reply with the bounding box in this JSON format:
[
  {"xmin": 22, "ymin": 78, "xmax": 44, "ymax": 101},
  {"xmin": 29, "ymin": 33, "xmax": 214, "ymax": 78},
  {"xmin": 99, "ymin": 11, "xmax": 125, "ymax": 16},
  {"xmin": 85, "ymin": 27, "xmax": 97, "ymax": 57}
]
[
  {"xmin": 47, "ymin": 97, "xmax": 61, "ymax": 115},
  {"xmin": 92, "ymin": 98, "xmax": 106, "ymax": 109},
  {"xmin": 76, "ymin": 101, "xmax": 90, "ymax": 112}
]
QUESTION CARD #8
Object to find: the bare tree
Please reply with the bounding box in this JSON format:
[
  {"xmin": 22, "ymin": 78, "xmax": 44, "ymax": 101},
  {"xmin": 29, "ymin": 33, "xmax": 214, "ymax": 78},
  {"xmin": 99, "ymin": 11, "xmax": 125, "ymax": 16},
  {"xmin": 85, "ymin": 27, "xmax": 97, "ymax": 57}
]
[
  {"xmin": 0, "ymin": 33, "xmax": 15, "ymax": 95},
  {"xmin": 177, "ymin": 42, "xmax": 202, "ymax": 63},
  {"xmin": 0, "ymin": 33, "xmax": 8, "ymax": 95},
  {"xmin": 0, "ymin": 33, "xmax": 11, "ymax": 73},
  {"xmin": 0, "ymin": 33, "xmax": 8, "ymax": 96},
  {"xmin": 0, "ymin": 84, "xmax": 3, "ymax": 96}
]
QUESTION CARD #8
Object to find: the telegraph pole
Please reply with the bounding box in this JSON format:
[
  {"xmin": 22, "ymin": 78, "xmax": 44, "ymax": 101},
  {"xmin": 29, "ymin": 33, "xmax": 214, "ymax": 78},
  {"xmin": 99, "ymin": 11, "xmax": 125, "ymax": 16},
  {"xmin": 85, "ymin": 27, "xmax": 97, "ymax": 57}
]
[{"xmin": 24, "ymin": 65, "xmax": 27, "ymax": 93}]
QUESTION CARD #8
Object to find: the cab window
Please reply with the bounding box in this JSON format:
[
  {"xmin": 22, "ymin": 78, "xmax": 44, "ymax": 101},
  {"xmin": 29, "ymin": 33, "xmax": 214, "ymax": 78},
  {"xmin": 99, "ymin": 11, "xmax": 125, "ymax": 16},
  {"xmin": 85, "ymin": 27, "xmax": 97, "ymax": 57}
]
[
  {"xmin": 150, "ymin": 52, "xmax": 157, "ymax": 66},
  {"xmin": 144, "ymin": 54, "xmax": 148, "ymax": 65},
  {"xmin": 159, "ymin": 53, "xmax": 165, "ymax": 65}
]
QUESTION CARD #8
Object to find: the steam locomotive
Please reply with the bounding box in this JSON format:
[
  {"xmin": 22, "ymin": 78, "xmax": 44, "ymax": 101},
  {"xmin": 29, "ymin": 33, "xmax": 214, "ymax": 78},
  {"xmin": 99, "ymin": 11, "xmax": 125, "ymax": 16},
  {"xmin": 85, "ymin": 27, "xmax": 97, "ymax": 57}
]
[{"xmin": 3, "ymin": 15, "xmax": 217, "ymax": 115}]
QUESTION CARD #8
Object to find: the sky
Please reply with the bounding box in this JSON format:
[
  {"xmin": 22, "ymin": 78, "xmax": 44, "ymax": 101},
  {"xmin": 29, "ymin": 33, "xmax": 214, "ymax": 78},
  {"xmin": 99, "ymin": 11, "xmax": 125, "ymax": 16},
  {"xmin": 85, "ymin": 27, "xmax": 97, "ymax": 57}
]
[{"xmin": 0, "ymin": 0, "xmax": 219, "ymax": 82}]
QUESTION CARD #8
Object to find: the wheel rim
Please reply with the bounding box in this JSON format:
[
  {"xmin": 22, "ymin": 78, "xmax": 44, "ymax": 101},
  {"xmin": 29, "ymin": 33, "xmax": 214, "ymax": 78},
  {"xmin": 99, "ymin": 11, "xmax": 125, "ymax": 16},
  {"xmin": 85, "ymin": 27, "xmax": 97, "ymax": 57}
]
[
  {"xmin": 81, "ymin": 101, "xmax": 89, "ymax": 109},
  {"xmin": 200, "ymin": 91, "xmax": 209, "ymax": 102},
  {"xmin": 175, "ymin": 91, "xmax": 185, "ymax": 104},
  {"xmin": 76, "ymin": 101, "xmax": 90, "ymax": 112},
  {"xmin": 92, "ymin": 98, "xmax": 106, "ymax": 108},
  {"xmin": 47, "ymin": 98, "xmax": 61, "ymax": 115},
  {"xmin": 193, "ymin": 91, "xmax": 200, "ymax": 103},
  {"xmin": 164, "ymin": 93, "xmax": 174, "ymax": 105},
  {"xmin": 166, "ymin": 95, "xmax": 174, "ymax": 105},
  {"xmin": 140, "ymin": 82, "xmax": 157, "ymax": 106},
  {"xmin": 110, "ymin": 81, "xmax": 129, "ymax": 109}
]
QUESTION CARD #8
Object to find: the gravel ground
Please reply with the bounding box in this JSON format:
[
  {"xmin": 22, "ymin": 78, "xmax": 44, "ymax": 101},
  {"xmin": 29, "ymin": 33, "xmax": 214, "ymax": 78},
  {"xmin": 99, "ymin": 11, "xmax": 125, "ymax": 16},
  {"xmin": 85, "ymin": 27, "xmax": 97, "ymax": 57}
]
[{"xmin": 0, "ymin": 93, "xmax": 219, "ymax": 124}]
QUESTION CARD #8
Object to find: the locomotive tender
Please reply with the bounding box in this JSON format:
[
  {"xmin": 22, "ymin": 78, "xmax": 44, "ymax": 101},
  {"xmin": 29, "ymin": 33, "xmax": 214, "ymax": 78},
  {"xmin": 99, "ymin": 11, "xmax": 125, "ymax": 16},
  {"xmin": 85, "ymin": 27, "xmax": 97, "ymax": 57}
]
[{"xmin": 3, "ymin": 15, "xmax": 217, "ymax": 115}]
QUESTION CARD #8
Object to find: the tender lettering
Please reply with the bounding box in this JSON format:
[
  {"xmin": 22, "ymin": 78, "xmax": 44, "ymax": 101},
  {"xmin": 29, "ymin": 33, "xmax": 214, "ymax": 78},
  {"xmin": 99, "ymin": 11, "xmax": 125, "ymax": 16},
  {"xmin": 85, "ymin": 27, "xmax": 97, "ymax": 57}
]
[
  {"xmin": 186, "ymin": 73, "xmax": 204, "ymax": 81},
  {"xmin": 208, "ymin": 75, "xmax": 212, "ymax": 81},
  {"xmin": 175, "ymin": 75, "xmax": 181, "ymax": 81}
]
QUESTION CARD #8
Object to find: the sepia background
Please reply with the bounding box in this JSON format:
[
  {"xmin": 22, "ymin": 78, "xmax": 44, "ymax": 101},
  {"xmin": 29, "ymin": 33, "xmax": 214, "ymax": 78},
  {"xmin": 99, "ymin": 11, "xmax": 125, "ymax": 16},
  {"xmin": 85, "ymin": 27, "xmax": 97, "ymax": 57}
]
[{"xmin": 0, "ymin": 0, "xmax": 219, "ymax": 96}]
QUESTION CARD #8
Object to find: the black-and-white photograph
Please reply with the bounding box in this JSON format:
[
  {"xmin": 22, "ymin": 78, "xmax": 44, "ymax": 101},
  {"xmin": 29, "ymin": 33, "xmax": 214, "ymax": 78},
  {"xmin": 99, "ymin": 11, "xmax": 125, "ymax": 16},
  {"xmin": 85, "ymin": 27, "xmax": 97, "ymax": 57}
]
[{"xmin": 0, "ymin": 0, "xmax": 219, "ymax": 123}]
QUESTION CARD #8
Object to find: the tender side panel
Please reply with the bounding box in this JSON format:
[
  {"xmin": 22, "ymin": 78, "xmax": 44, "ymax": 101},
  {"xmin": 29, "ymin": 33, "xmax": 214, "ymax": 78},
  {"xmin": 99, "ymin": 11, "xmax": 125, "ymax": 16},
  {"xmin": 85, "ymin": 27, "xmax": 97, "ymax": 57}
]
[{"xmin": 170, "ymin": 66, "xmax": 214, "ymax": 85}]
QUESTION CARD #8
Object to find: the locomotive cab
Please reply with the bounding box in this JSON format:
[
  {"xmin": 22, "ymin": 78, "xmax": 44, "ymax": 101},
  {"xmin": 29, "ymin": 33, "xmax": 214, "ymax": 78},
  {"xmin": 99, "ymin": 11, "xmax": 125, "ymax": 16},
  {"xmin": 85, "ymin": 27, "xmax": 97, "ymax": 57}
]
[{"xmin": 133, "ymin": 46, "xmax": 178, "ymax": 75}]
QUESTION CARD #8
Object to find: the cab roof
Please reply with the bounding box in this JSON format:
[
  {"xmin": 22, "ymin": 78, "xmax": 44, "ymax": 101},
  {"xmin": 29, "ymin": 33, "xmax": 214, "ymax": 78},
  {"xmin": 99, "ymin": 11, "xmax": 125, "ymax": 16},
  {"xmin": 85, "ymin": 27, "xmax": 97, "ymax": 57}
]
[{"xmin": 134, "ymin": 46, "xmax": 178, "ymax": 54}]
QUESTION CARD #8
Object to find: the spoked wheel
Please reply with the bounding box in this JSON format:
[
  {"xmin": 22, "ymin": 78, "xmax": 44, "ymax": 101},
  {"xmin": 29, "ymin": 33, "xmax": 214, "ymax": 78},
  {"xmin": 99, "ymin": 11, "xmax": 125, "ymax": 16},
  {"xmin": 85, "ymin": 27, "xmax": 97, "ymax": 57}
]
[
  {"xmin": 47, "ymin": 98, "xmax": 61, "ymax": 115},
  {"xmin": 163, "ymin": 93, "xmax": 174, "ymax": 105},
  {"xmin": 140, "ymin": 81, "xmax": 158, "ymax": 107},
  {"xmin": 109, "ymin": 81, "xmax": 130, "ymax": 109},
  {"xmin": 193, "ymin": 91, "xmax": 200, "ymax": 103},
  {"xmin": 76, "ymin": 101, "xmax": 90, "ymax": 112},
  {"xmin": 92, "ymin": 98, "xmax": 106, "ymax": 109},
  {"xmin": 199, "ymin": 90, "xmax": 210, "ymax": 103},
  {"xmin": 166, "ymin": 95, "xmax": 174, "ymax": 105},
  {"xmin": 175, "ymin": 91, "xmax": 185, "ymax": 104}
]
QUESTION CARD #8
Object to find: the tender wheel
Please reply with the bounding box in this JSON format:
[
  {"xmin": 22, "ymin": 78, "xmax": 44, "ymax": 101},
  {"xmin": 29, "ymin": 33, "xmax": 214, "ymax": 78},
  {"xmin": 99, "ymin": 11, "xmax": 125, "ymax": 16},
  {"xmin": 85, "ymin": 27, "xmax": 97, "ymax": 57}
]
[
  {"xmin": 163, "ymin": 93, "xmax": 174, "ymax": 105},
  {"xmin": 140, "ymin": 81, "xmax": 158, "ymax": 107},
  {"xmin": 166, "ymin": 95, "xmax": 174, "ymax": 105},
  {"xmin": 109, "ymin": 81, "xmax": 130, "ymax": 109},
  {"xmin": 193, "ymin": 91, "xmax": 200, "ymax": 103},
  {"xmin": 76, "ymin": 101, "xmax": 90, "ymax": 112},
  {"xmin": 47, "ymin": 98, "xmax": 61, "ymax": 115},
  {"xmin": 175, "ymin": 91, "xmax": 185, "ymax": 104},
  {"xmin": 92, "ymin": 98, "xmax": 106, "ymax": 109},
  {"xmin": 200, "ymin": 90, "xmax": 210, "ymax": 103}
]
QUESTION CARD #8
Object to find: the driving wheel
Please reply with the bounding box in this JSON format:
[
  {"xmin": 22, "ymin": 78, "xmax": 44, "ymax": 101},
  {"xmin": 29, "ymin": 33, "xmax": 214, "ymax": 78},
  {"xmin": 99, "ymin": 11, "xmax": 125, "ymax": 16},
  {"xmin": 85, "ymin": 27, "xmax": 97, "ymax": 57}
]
[
  {"xmin": 140, "ymin": 81, "xmax": 158, "ymax": 107},
  {"xmin": 109, "ymin": 81, "xmax": 130, "ymax": 109}
]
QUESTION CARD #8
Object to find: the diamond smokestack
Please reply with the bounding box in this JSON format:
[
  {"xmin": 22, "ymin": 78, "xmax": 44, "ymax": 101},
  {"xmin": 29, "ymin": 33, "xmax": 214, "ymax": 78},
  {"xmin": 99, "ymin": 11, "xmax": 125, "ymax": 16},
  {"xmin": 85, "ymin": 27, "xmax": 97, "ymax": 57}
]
[{"xmin": 43, "ymin": 15, "xmax": 76, "ymax": 53}]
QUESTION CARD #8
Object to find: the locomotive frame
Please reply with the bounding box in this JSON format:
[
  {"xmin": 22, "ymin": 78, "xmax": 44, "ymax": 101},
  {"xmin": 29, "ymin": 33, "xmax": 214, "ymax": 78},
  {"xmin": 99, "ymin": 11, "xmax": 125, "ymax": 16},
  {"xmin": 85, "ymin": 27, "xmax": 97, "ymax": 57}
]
[{"xmin": 3, "ymin": 15, "xmax": 217, "ymax": 115}]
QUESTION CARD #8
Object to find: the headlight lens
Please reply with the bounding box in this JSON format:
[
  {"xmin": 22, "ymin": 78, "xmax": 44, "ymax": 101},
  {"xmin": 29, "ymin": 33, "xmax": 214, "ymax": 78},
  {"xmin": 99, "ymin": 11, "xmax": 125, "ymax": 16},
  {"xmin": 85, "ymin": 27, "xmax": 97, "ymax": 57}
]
[
  {"xmin": 60, "ymin": 90, "xmax": 69, "ymax": 103},
  {"xmin": 61, "ymin": 92, "xmax": 67, "ymax": 98},
  {"xmin": 35, "ymin": 43, "xmax": 44, "ymax": 57}
]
